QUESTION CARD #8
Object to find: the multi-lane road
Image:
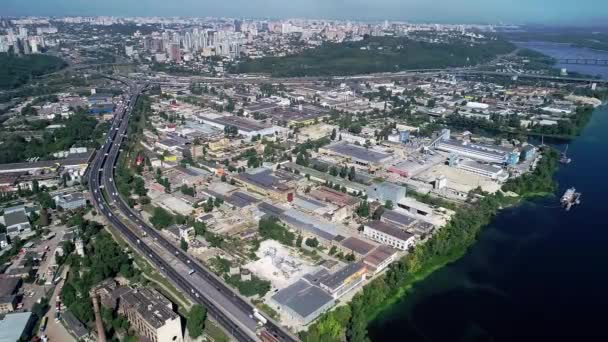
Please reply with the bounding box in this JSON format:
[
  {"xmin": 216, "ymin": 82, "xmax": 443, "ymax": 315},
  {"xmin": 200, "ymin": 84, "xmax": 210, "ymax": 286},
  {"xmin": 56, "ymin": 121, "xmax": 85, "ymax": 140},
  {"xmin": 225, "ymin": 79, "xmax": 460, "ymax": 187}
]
[{"xmin": 87, "ymin": 77, "xmax": 297, "ymax": 342}]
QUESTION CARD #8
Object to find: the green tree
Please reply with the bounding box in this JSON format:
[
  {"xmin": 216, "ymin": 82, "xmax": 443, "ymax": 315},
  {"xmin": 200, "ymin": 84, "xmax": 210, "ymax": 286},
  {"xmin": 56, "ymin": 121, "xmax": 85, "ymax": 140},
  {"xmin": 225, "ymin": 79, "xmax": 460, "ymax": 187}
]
[
  {"xmin": 384, "ymin": 200, "xmax": 394, "ymax": 210},
  {"xmin": 305, "ymin": 237, "xmax": 319, "ymax": 248},
  {"xmin": 150, "ymin": 207, "xmax": 174, "ymax": 229},
  {"xmin": 180, "ymin": 238, "xmax": 188, "ymax": 251},
  {"xmin": 356, "ymin": 201, "xmax": 370, "ymax": 217},
  {"xmin": 187, "ymin": 304, "xmax": 207, "ymax": 338}
]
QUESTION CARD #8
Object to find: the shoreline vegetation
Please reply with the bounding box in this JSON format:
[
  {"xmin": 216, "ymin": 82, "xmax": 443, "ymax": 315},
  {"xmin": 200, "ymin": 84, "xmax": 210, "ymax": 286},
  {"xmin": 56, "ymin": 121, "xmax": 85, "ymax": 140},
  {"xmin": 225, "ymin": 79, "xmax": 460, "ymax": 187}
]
[{"xmin": 301, "ymin": 148, "xmax": 560, "ymax": 342}]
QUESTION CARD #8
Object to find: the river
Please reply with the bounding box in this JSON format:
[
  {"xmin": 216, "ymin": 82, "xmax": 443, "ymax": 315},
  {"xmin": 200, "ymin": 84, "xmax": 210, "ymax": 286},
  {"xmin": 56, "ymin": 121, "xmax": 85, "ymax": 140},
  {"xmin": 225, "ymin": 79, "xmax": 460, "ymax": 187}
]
[{"xmin": 368, "ymin": 42, "xmax": 608, "ymax": 341}]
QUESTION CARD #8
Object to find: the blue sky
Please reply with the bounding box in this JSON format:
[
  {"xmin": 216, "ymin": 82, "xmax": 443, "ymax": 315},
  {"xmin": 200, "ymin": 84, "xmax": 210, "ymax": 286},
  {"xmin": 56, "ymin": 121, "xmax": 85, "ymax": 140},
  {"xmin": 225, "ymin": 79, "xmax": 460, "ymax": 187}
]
[{"xmin": 3, "ymin": 0, "xmax": 607, "ymax": 25}]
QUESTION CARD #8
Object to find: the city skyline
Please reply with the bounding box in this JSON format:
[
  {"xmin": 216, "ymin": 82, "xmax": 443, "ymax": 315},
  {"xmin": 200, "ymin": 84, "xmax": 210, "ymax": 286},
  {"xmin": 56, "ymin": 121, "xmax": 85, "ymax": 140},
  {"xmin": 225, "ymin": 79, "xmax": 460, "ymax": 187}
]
[{"xmin": 3, "ymin": 0, "xmax": 608, "ymax": 26}]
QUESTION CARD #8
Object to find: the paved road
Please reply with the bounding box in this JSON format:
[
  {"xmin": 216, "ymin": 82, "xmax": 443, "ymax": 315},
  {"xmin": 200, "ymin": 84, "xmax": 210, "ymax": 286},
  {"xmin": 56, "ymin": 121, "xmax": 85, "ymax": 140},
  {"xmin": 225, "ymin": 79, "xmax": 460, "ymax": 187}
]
[
  {"xmin": 87, "ymin": 77, "xmax": 296, "ymax": 341},
  {"xmin": 42, "ymin": 267, "xmax": 76, "ymax": 342}
]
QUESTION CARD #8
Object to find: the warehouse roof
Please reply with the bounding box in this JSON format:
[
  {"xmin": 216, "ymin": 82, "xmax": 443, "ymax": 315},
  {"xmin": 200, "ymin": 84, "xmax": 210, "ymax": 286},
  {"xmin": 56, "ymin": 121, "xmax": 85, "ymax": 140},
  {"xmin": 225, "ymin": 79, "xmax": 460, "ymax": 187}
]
[
  {"xmin": 365, "ymin": 220, "xmax": 414, "ymax": 242},
  {"xmin": 324, "ymin": 142, "xmax": 391, "ymax": 163},
  {"xmin": 0, "ymin": 312, "xmax": 32, "ymax": 342},
  {"xmin": 3, "ymin": 209, "xmax": 28, "ymax": 228},
  {"xmin": 0, "ymin": 151, "xmax": 93, "ymax": 172},
  {"xmin": 364, "ymin": 245, "xmax": 397, "ymax": 269},
  {"xmin": 341, "ymin": 237, "xmax": 375, "ymax": 256},
  {"xmin": 381, "ymin": 210, "xmax": 416, "ymax": 228},
  {"xmin": 271, "ymin": 280, "xmax": 334, "ymax": 319},
  {"xmin": 320, "ymin": 261, "xmax": 366, "ymax": 291}
]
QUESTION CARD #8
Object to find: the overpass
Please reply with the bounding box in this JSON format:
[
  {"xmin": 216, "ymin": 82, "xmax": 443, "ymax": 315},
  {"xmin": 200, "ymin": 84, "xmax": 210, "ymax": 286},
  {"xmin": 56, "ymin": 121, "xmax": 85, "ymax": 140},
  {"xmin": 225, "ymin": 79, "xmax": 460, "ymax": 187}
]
[
  {"xmin": 137, "ymin": 68, "xmax": 608, "ymax": 87},
  {"xmin": 556, "ymin": 58, "xmax": 608, "ymax": 67}
]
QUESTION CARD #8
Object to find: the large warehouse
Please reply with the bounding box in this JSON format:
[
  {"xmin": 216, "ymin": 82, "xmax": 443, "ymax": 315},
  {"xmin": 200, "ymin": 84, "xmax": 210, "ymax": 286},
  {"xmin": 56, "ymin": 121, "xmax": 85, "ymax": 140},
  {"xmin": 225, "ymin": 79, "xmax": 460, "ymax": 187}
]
[
  {"xmin": 435, "ymin": 139, "xmax": 519, "ymax": 165},
  {"xmin": 319, "ymin": 142, "xmax": 393, "ymax": 167}
]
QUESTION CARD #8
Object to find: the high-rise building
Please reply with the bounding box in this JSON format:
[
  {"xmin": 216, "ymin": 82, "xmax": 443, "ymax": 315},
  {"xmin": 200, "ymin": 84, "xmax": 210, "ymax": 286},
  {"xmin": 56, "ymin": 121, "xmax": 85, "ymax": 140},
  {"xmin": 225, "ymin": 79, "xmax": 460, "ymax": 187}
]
[
  {"xmin": 183, "ymin": 31, "xmax": 192, "ymax": 51},
  {"xmin": 125, "ymin": 45, "xmax": 134, "ymax": 57},
  {"xmin": 169, "ymin": 43, "xmax": 181, "ymax": 63},
  {"xmin": 18, "ymin": 27, "xmax": 28, "ymax": 38}
]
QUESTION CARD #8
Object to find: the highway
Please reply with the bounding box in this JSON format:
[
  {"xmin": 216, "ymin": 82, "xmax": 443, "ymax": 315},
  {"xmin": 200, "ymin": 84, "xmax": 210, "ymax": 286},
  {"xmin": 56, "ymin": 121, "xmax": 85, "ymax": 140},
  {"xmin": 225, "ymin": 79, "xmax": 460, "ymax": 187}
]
[
  {"xmin": 136, "ymin": 68, "xmax": 608, "ymax": 86},
  {"xmin": 87, "ymin": 77, "xmax": 297, "ymax": 342}
]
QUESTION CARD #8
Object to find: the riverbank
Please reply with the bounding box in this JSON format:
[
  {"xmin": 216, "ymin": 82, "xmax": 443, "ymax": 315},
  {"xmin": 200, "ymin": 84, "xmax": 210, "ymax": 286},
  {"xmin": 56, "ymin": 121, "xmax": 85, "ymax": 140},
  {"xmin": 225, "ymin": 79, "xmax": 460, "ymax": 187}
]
[{"xmin": 300, "ymin": 148, "xmax": 560, "ymax": 342}]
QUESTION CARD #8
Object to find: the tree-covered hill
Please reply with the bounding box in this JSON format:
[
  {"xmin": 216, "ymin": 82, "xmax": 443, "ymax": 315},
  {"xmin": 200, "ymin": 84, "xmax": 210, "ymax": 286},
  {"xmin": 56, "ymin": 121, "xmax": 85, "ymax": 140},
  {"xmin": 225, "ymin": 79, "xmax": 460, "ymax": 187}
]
[
  {"xmin": 0, "ymin": 52, "xmax": 66, "ymax": 89},
  {"xmin": 232, "ymin": 36, "xmax": 514, "ymax": 77}
]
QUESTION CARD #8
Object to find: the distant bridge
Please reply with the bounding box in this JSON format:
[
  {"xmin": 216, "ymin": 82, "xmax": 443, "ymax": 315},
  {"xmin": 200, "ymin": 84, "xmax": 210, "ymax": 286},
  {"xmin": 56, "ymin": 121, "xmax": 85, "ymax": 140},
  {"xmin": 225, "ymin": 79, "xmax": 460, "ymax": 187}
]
[{"xmin": 556, "ymin": 58, "xmax": 608, "ymax": 67}]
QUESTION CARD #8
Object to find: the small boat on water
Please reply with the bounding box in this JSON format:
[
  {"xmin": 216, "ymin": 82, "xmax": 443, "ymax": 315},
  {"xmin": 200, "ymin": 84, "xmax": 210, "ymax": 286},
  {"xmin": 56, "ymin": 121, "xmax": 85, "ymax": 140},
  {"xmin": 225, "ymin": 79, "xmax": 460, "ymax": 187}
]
[
  {"xmin": 560, "ymin": 145, "xmax": 571, "ymax": 164},
  {"xmin": 561, "ymin": 187, "xmax": 581, "ymax": 211}
]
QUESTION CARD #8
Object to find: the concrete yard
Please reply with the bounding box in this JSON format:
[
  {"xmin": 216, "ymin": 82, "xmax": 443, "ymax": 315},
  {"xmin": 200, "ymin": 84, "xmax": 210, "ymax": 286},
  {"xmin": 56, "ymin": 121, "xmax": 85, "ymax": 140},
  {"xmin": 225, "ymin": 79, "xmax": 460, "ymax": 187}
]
[
  {"xmin": 417, "ymin": 164, "xmax": 502, "ymax": 194},
  {"xmin": 245, "ymin": 240, "xmax": 319, "ymax": 291}
]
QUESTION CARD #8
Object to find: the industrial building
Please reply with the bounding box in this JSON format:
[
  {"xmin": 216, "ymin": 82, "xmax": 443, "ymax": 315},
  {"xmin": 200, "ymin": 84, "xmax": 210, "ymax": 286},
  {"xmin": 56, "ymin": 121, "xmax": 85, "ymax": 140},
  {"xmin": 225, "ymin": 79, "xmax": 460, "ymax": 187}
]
[
  {"xmin": 454, "ymin": 160, "xmax": 509, "ymax": 182},
  {"xmin": 270, "ymin": 279, "xmax": 335, "ymax": 325},
  {"xmin": 363, "ymin": 245, "xmax": 398, "ymax": 275},
  {"xmin": 0, "ymin": 151, "xmax": 93, "ymax": 175},
  {"xmin": 0, "ymin": 278, "xmax": 21, "ymax": 315},
  {"xmin": 363, "ymin": 221, "xmax": 416, "ymax": 251},
  {"xmin": 319, "ymin": 261, "xmax": 367, "ymax": 299},
  {"xmin": 265, "ymin": 105, "xmax": 329, "ymax": 127},
  {"xmin": 366, "ymin": 182, "xmax": 407, "ymax": 204},
  {"xmin": 381, "ymin": 209, "xmax": 417, "ymax": 229},
  {"xmin": 116, "ymin": 287, "xmax": 183, "ymax": 342},
  {"xmin": 236, "ymin": 168, "xmax": 296, "ymax": 202},
  {"xmin": 436, "ymin": 139, "xmax": 520, "ymax": 165},
  {"xmin": 281, "ymin": 162, "xmax": 368, "ymax": 195},
  {"xmin": 308, "ymin": 186, "xmax": 359, "ymax": 222},
  {"xmin": 319, "ymin": 142, "xmax": 393, "ymax": 167},
  {"xmin": 1, "ymin": 207, "xmax": 31, "ymax": 238},
  {"xmin": 54, "ymin": 192, "xmax": 87, "ymax": 210},
  {"xmin": 0, "ymin": 312, "xmax": 35, "ymax": 342},
  {"xmin": 340, "ymin": 237, "xmax": 376, "ymax": 258},
  {"xmin": 199, "ymin": 115, "xmax": 279, "ymax": 139}
]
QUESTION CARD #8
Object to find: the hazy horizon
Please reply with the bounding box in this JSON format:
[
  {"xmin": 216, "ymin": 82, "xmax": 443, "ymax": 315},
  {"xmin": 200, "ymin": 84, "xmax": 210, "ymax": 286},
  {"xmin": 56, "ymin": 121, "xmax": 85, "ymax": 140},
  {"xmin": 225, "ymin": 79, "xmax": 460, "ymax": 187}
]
[{"xmin": 3, "ymin": 0, "xmax": 608, "ymax": 26}]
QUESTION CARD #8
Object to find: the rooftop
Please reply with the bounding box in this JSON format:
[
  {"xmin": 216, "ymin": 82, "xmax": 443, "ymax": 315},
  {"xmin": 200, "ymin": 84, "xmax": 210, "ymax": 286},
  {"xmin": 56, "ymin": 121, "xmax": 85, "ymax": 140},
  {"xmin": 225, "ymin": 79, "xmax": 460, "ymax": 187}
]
[
  {"xmin": 364, "ymin": 245, "xmax": 397, "ymax": 268},
  {"xmin": 205, "ymin": 115, "xmax": 270, "ymax": 132},
  {"xmin": 381, "ymin": 209, "xmax": 417, "ymax": 228},
  {"xmin": 271, "ymin": 280, "xmax": 334, "ymax": 319},
  {"xmin": 340, "ymin": 237, "xmax": 375, "ymax": 256},
  {"xmin": 365, "ymin": 220, "xmax": 414, "ymax": 242},
  {"xmin": 237, "ymin": 168, "xmax": 294, "ymax": 193},
  {"xmin": 0, "ymin": 312, "xmax": 32, "ymax": 342},
  {"xmin": 119, "ymin": 287, "xmax": 178, "ymax": 329},
  {"xmin": 309, "ymin": 186, "xmax": 359, "ymax": 207},
  {"xmin": 324, "ymin": 142, "xmax": 391, "ymax": 164},
  {"xmin": 3, "ymin": 209, "xmax": 28, "ymax": 227},
  {"xmin": 56, "ymin": 192, "xmax": 86, "ymax": 203},
  {"xmin": 320, "ymin": 261, "xmax": 366, "ymax": 291},
  {"xmin": 62, "ymin": 310, "xmax": 89, "ymax": 338},
  {"xmin": 226, "ymin": 191, "xmax": 260, "ymax": 208},
  {"xmin": 0, "ymin": 151, "xmax": 93, "ymax": 172}
]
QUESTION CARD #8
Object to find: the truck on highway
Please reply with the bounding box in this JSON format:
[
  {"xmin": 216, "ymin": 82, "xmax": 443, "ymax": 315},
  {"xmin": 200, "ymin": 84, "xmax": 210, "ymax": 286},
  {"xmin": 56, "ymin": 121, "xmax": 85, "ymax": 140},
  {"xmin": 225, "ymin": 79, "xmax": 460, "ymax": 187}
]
[{"xmin": 253, "ymin": 308, "xmax": 268, "ymax": 325}]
